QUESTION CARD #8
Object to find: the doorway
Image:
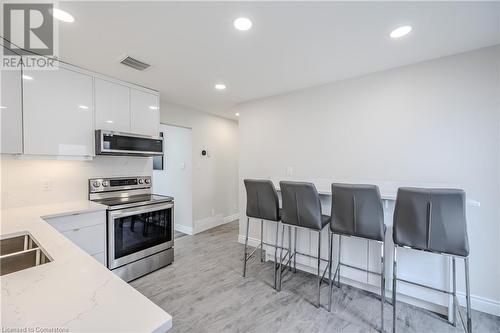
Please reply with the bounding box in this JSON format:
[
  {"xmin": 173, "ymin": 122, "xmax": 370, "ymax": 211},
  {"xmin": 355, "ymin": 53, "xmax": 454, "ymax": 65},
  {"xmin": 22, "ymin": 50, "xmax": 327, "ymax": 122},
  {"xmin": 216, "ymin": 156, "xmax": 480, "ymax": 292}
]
[{"xmin": 153, "ymin": 124, "xmax": 193, "ymax": 235}]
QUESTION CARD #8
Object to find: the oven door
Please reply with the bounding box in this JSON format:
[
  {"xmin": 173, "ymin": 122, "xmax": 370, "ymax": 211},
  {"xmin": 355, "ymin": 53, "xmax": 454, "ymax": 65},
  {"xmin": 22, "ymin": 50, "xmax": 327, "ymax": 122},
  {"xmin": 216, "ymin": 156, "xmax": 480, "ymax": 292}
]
[{"xmin": 107, "ymin": 202, "xmax": 174, "ymax": 269}]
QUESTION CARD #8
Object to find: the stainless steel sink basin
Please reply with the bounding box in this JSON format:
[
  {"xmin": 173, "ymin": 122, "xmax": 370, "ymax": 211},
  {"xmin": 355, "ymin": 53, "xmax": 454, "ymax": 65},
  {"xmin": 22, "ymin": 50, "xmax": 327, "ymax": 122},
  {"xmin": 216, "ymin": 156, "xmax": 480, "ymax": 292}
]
[
  {"xmin": 0, "ymin": 233, "xmax": 52, "ymax": 276},
  {"xmin": 0, "ymin": 234, "xmax": 39, "ymax": 256}
]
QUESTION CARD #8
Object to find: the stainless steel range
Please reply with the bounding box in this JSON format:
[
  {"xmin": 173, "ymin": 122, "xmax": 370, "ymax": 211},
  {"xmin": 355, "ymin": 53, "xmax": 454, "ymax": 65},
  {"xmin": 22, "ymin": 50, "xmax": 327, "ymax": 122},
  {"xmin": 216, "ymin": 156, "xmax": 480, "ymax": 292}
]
[{"xmin": 89, "ymin": 176, "xmax": 174, "ymax": 282}]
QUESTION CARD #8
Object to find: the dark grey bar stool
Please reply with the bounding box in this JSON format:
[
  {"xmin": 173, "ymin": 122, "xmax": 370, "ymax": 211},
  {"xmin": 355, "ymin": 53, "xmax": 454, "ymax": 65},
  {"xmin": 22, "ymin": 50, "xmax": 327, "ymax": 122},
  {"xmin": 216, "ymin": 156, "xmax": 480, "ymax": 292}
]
[
  {"xmin": 243, "ymin": 179, "xmax": 281, "ymax": 289},
  {"xmin": 328, "ymin": 183, "xmax": 387, "ymax": 331},
  {"xmin": 279, "ymin": 181, "xmax": 331, "ymax": 307},
  {"xmin": 392, "ymin": 188, "xmax": 471, "ymax": 333}
]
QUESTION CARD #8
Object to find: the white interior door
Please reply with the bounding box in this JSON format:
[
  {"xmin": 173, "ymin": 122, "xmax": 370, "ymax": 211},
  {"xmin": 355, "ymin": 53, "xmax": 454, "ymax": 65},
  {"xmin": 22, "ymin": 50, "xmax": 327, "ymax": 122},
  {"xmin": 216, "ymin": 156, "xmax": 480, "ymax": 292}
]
[{"xmin": 153, "ymin": 124, "xmax": 193, "ymax": 234}]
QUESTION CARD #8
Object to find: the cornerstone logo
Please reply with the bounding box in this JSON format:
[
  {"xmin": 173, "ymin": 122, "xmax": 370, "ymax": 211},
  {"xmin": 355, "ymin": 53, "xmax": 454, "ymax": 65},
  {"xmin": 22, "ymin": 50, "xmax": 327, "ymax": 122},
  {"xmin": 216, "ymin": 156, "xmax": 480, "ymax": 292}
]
[{"xmin": 2, "ymin": 3, "xmax": 57, "ymax": 69}]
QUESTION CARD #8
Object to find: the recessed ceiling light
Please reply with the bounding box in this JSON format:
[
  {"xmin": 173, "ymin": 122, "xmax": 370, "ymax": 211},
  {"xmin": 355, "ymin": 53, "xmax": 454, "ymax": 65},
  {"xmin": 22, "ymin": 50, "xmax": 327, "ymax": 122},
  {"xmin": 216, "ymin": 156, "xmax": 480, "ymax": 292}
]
[
  {"xmin": 235, "ymin": 113, "xmax": 240, "ymax": 117},
  {"xmin": 78, "ymin": 105, "xmax": 89, "ymax": 110},
  {"xmin": 106, "ymin": 120, "xmax": 114, "ymax": 124},
  {"xmin": 234, "ymin": 17, "xmax": 252, "ymax": 31},
  {"xmin": 22, "ymin": 75, "xmax": 33, "ymax": 80},
  {"xmin": 52, "ymin": 8, "xmax": 75, "ymax": 23},
  {"xmin": 390, "ymin": 25, "xmax": 412, "ymax": 39},
  {"xmin": 214, "ymin": 83, "xmax": 226, "ymax": 91},
  {"xmin": 0, "ymin": 106, "xmax": 7, "ymax": 109},
  {"xmin": 149, "ymin": 106, "xmax": 159, "ymax": 110}
]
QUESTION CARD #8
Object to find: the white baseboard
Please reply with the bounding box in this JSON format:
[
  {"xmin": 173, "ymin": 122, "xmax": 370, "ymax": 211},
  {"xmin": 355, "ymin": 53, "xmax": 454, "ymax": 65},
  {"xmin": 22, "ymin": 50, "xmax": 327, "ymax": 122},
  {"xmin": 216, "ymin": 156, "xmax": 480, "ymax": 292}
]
[
  {"xmin": 224, "ymin": 213, "xmax": 240, "ymax": 223},
  {"xmin": 237, "ymin": 235, "xmax": 500, "ymax": 317},
  {"xmin": 238, "ymin": 234, "xmax": 261, "ymax": 248},
  {"xmin": 175, "ymin": 224, "xmax": 193, "ymax": 235},
  {"xmin": 456, "ymin": 292, "xmax": 500, "ymax": 317},
  {"xmin": 194, "ymin": 213, "xmax": 239, "ymax": 234}
]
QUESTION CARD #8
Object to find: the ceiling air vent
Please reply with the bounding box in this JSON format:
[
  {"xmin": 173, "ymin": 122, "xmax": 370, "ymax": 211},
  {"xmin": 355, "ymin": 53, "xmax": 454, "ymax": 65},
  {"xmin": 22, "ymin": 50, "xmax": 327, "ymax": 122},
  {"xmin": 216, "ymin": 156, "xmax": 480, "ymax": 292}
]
[{"xmin": 119, "ymin": 55, "xmax": 151, "ymax": 71}]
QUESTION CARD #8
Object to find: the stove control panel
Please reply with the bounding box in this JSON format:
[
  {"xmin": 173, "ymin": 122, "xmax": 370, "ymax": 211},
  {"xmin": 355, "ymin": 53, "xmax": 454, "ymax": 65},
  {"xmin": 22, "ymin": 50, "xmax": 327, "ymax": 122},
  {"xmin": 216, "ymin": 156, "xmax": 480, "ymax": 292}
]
[{"xmin": 89, "ymin": 176, "xmax": 152, "ymax": 193}]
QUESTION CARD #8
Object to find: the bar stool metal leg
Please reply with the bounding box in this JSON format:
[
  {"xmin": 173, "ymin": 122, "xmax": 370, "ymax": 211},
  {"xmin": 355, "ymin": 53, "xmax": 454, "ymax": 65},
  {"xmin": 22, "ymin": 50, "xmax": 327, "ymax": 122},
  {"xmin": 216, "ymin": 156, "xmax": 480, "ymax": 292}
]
[
  {"xmin": 288, "ymin": 226, "xmax": 292, "ymax": 271},
  {"xmin": 274, "ymin": 222, "xmax": 279, "ymax": 289},
  {"xmin": 452, "ymin": 257, "xmax": 457, "ymax": 327},
  {"xmin": 294, "ymin": 227, "xmax": 297, "ymax": 272},
  {"xmin": 465, "ymin": 257, "xmax": 472, "ymax": 333},
  {"xmin": 392, "ymin": 246, "xmax": 397, "ymax": 333},
  {"xmin": 317, "ymin": 230, "xmax": 322, "ymax": 308},
  {"xmin": 381, "ymin": 241, "xmax": 385, "ymax": 332},
  {"xmin": 278, "ymin": 224, "xmax": 285, "ymax": 291},
  {"xmin": 260, "ymin": 220, "xmax": 264, "ymax": 262},
  {"xmin": 337, "ymin": 235, "xmax": 342, "ymax": 287},
  {"xmin": 243, "ymin": 217, "xmax": 250, "ymax": 277},
  {"xmin": 328, "ymin": 230, "xmax": 333, "ymax": 312}
]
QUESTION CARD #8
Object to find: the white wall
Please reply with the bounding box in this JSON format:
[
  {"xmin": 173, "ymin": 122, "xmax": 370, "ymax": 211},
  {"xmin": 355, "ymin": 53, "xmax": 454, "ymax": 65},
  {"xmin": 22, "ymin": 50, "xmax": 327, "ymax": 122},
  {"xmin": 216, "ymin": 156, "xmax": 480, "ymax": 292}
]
[
  {"xmin": 153, "ymin": 124, "xmax": 193, "ymax": 234},
  {"xmin": 235, "ymin": 46, "xmax": 500, "ymax": 315},
  {"xmin": 1, "ymin": 156, "xmax": 152, "ymax": 209},
  {"xmin": 160, "ymin": 100, "xmax": 239, "ymax": 233}
]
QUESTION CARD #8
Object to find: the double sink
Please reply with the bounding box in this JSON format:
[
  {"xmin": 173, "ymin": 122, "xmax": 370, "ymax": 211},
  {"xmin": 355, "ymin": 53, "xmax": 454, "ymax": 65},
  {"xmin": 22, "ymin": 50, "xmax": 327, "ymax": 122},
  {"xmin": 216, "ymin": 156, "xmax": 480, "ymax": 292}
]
[{"xmin": 0, "ymin": 233, "xmax": 51, "ymax": 276}]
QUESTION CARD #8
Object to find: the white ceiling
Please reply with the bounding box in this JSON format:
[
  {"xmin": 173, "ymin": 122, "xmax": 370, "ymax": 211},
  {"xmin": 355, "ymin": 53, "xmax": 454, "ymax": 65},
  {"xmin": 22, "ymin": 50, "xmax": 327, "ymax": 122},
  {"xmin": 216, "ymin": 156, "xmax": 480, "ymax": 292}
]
[{"xmin": 57, "ymin": 1, "xmax": 500, "ymax": 119}]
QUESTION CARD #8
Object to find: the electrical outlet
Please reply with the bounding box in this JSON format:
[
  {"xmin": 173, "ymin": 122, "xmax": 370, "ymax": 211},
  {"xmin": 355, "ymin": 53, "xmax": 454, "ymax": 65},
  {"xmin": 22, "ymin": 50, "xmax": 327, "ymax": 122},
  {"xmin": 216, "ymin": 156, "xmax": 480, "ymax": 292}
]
[
  {"xmin": 286, "ymin": 166, "xmax": 293, "ymax": 176},
  {"xmin": 42, "ymin": 179, "xmax": 53, "ymax": 191},
  {"xmin": 211, "ymin": 208, "xmax": 215, "ymax": 216}
]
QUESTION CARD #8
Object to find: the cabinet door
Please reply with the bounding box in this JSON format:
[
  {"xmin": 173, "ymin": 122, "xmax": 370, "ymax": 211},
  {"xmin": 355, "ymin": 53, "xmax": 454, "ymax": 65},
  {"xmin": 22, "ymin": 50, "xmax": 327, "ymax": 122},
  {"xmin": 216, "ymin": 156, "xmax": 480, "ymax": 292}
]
[
  {"xmin": 23, "ymin": 66, "xmax": 94, "ymax": 156},
  {"xmin": 130, "ymin": 88, "xmax": 159, "ymax": 136},
  {"xmin": 1, "ymin": 49, "xmax": 23, "ymax": 154},
  {"xmin": 61, "ymin": 224, "xmax": 106, "ymax": 255},
  {"xmin": 45, "ymin": 211, "xmax": 106, "ymax": 265},
  {"xmin": 95, "ymin": 78, "xmax": 130, "ymax": 132}
]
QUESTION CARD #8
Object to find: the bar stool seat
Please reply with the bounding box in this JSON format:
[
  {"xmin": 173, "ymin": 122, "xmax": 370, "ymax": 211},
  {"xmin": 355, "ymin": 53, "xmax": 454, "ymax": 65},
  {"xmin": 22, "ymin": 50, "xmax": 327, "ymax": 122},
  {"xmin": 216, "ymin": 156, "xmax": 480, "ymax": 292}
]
[
  {"xmin": 279, "ymin": 181, "xmax": 330, "ymax": 308},
  {"xmin": 327, "ymin": 183, "xmax": 387, "ymax": 332},
  {"xmin": 243, "ymin": 179, "xmax": 282, "ymax": 289},
  {"xmin": 392, "ymin": 187, "xmax": 472, "ymax": 333},
  {"xmin": 320, "ymin": 215, "xmax": 331, "ymax": 228}
]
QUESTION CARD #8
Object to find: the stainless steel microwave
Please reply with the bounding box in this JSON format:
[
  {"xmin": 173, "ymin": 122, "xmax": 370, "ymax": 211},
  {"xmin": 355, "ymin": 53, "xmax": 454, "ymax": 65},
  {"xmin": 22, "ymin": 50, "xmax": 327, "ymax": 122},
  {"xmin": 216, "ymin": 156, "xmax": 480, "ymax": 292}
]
[{"xmin": 95, "ymin": 130, "xmax": 163, "ymax": 156}]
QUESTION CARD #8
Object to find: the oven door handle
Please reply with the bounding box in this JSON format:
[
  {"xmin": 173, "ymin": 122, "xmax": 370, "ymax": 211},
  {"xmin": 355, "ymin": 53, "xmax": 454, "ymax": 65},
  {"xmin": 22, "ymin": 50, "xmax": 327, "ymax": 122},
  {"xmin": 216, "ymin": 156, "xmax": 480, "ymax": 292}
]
[{"xmin": 108, "ymin": 202, "xmax": 174, "ymax": 219}]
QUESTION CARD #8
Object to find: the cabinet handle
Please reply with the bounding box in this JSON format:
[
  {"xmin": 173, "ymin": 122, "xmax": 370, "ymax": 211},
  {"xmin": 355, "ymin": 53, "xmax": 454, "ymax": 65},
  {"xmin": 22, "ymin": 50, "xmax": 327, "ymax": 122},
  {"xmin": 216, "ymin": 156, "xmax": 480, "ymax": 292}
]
[{"xmin": 73, "ymin": 228, "xmax": 80, "ymax": 232}]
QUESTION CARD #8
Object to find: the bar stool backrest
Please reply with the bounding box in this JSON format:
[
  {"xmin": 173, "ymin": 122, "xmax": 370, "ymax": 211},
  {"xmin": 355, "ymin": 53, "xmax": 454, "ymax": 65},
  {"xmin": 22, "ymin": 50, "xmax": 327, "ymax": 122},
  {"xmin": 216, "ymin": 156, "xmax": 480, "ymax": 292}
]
[
  {"xmin": 330, "ymin": 183, "xmax": 385, "ymax": 241},
  {"xmin": 280, "ymin": 181, "xmax": 323, "ymax": 230},
  {"xmin": 244, "ymin": 179, "xmax": 280, "ymax": 221},
  {"xmin": 393, "ymin": 187, "xmax": 469, "ymax": 257}
]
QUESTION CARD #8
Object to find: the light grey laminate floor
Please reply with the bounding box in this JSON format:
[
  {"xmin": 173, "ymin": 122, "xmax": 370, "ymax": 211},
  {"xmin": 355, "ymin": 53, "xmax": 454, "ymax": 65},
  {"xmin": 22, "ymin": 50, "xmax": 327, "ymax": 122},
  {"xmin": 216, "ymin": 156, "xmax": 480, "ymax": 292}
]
[{"xmin": 131, "ymin": 222, "xmax": 499, "ymax": 333}]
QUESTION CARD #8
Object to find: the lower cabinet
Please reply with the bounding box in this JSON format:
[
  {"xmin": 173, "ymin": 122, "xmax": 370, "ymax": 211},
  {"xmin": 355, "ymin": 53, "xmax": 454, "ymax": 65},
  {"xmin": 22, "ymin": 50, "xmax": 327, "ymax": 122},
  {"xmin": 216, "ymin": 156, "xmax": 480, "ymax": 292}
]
[{"xmin": 45, "ymin": 210, "xmax": 107, "ymax": 265}]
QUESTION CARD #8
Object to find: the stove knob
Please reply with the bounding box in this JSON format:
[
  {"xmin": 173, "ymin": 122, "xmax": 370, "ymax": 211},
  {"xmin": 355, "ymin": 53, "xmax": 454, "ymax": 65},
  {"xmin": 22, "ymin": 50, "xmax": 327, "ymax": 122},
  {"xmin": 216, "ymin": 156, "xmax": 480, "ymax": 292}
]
[
  {"xmin": 93, "ymin": 181, "xmax": 101, "ymax": 188},
  {"xmin": 138, "ymin": 179, "xmax": 144, "ymax": 184},
  {"xmin": 102, "ymin": 181, "xmax": 109, "ymax": 187},
  {"xmin": 145, "ymin": 179, "xmax": 151, "ymax": 184}
]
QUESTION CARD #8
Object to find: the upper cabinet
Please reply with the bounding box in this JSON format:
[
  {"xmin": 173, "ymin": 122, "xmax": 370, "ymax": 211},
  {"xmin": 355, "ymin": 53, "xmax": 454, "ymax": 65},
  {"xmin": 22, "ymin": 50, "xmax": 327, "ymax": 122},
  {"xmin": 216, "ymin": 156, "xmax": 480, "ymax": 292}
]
[
  {"xmin": 130, "ymin": 88, "xmax": 159, "ymax": 136},
  {"xmin": 22, "ymin": 65, "xmax": 94, "ymax": 156},
  {"xmin": 95, "ymin": 78, "xmax": 131, "ymax": 132},
  {"xmin": 1, "ymin": 53, "xmax": 159, "ymax": 158},
  {"xmin": 95, "ymin": 78, "xmax": 159, "ymax": 136},
  {"xmin": 1, "ymin": 50, "xmax": 23, "ymax": 154}
]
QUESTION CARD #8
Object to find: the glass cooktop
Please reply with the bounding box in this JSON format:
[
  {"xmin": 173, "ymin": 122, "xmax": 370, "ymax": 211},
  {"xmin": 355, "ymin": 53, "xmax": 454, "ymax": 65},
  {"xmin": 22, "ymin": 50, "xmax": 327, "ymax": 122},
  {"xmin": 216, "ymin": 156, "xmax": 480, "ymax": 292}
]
[{"xmin": 93, "ymin": 194, "xmax": 173, "ymax": 209}]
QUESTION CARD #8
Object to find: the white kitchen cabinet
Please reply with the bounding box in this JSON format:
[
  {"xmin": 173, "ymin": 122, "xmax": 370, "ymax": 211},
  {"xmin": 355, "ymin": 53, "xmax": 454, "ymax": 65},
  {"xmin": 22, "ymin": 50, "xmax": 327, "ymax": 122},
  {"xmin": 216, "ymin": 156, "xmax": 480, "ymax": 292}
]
[
  {"xmin": 130, "ymin": 88, "xmax": 160, "ymax": 136},
  {"xmin": 1, "ymin": 49, "xmax": 23, "ymax": 154},
  {"xmin": 45, "ymin": 210, "xmax": 106, "ymax": 265},
  {"xmin": 95, "ymin": 78, "xmax": 130, "ymax": 132},
  {"xmin": 22, "ymin": 65, "xmax": 94, "ymax": 156}
]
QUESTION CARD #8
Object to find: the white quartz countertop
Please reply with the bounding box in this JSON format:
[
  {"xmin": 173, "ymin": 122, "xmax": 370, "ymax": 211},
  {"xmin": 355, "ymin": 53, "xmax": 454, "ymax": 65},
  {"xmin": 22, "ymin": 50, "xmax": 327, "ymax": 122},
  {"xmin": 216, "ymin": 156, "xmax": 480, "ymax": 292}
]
[
  {"xmin": 272, "ymin": 178, "xmax": 480, "ymax": 207},
  {"xmin": 1, "ymin": 201, "xmax": 172, "ymax": 333}
]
